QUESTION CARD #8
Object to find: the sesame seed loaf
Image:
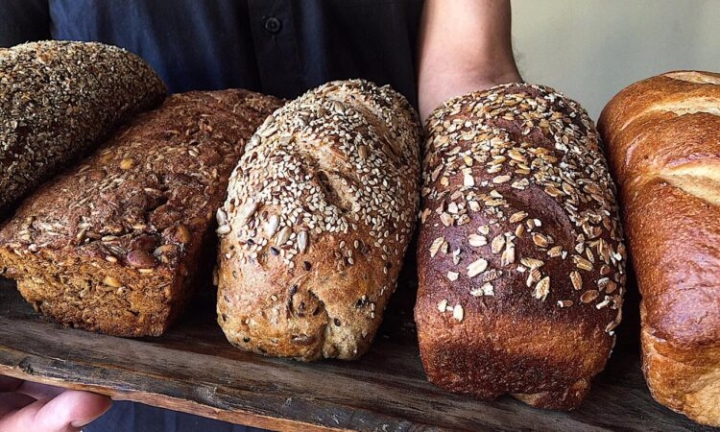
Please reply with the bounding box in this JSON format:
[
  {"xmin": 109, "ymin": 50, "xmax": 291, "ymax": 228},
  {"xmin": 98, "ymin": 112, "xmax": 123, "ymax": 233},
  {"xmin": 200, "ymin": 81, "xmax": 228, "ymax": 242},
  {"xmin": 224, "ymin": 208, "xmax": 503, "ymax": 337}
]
[
  {"xmin": 0, "ymin": 90, "xmax": 283, "ymax": 337},
  {"xmin": 598, "ymin": 71, "xmax": 720, "ymax": 426},
  {"xmin": 0, "ymin": 40, "xmax": 166, "ymax": 217},
  {"xmin": 415, "ymin": 83, "xmax": 627, "ymax": 410},
  {"xmin": 216, "ymin": 80, "xmax": 421, "ymax": 361}
]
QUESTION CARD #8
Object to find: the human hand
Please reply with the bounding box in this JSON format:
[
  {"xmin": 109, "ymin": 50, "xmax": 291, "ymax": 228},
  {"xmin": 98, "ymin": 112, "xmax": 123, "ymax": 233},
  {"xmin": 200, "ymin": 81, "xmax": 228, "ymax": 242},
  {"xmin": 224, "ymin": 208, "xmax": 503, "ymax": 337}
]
[{"xmin": 0, "ymin": 376, "xmax": 111, "ymax": 432}]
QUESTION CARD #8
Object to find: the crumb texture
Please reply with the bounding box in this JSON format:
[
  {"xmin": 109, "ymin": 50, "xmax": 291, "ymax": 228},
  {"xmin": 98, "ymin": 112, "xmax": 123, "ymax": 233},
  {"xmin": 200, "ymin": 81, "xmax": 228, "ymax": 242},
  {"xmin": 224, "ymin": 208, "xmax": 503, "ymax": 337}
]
[
  {"xmin": 415, "ymin": 83, "xmax": 626, "ymax": 409},
  {"xmin": 0, "ymin": 90, "xmax": 283, "ymax": 337},
  {"xmin": 0, "ymin": 41, "xmax": 167, "ymax": 215},
  {"xmin": 217, "ymin": 79, "xmax": 421, "ymax": 361}
]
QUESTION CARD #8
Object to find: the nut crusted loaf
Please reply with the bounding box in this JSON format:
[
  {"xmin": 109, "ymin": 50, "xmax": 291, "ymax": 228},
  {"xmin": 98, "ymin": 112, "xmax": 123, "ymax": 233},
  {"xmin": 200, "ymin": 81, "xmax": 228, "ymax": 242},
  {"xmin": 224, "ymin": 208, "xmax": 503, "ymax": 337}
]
[
  {"xmin": 415, "ymin": 83, "xmax": 627, "ymax": 410},
  {"xmin": 598, "ymin": 71, "xmax": 720, "ymax": 426},
  {"xmin": 0, "ymin": 40, "xmax": 166, "ymax": 216},
  {"xmin": 216, "ymin": 80, "xmax": 421, "ymax": 361},
  {"xmin": 0, "ymin": 90, "xmax": 283, "ymax": 337}
]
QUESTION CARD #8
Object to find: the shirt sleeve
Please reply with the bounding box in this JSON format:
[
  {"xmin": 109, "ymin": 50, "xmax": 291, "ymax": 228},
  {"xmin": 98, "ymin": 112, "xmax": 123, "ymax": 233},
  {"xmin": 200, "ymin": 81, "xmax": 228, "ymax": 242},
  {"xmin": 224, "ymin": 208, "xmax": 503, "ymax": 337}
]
[{"xmin": 0, "ymin": 0, "xmax": 51, "ymax": 47}]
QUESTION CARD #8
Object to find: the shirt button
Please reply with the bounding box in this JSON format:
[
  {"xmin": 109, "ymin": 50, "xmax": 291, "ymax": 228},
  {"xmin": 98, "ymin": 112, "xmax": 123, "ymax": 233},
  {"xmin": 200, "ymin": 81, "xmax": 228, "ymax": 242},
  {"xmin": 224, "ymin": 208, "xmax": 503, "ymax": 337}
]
[{"xmin": 263, "ymin": 17, "xmax": 282, "ymax": 34}]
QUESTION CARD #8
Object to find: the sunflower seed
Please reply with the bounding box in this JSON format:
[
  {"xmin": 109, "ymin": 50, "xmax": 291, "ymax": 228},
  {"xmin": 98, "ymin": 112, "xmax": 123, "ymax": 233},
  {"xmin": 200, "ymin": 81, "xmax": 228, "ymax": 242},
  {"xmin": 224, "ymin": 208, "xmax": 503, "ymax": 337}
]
[
  {"xmin": 265, "ymin": 214, "xmax": 280, "ymax": 237},
  {"xmin": 297, "ymin": 230, "xmax": 309, "ymax": 253},
  {"xmin": 276, "ymin": 226, "xmax": 291, "ymax": 246}
]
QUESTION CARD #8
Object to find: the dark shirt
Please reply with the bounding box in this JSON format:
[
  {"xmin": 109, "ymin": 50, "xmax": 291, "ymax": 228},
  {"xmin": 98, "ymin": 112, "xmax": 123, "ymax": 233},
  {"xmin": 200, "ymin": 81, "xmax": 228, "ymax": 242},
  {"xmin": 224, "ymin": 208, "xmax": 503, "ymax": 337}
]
[
  {"xmin": 1, "ymin": 0, "xmax": 423, "ymax": 106},
  {"xmin": 0, "ymin": 1, "xmax": 424, "ymax": 430}
]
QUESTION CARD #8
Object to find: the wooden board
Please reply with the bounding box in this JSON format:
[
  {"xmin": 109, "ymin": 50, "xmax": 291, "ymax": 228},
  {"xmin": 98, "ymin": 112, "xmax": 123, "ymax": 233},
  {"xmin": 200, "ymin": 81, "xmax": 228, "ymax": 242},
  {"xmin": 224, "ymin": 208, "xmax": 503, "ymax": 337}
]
[{"xmin": 0, "ymin": 275, "xmax": 716, "ymax": 432}]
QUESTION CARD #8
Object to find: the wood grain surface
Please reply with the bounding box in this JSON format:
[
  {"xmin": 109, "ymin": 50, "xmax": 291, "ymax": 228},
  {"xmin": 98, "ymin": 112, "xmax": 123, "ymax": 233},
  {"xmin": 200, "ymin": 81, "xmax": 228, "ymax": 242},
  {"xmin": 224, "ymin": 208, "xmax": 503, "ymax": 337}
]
[{"xmin": 0, "ymin": 268, "xmax": 715, "ymax": 432}]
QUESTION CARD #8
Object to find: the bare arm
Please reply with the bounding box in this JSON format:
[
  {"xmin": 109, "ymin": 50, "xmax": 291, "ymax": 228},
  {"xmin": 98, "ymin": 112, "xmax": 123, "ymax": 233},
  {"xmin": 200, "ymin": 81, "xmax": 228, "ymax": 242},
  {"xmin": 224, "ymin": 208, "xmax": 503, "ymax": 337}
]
[{"xmin": 417, "ymin": 0, "xmax": 522, "ymax": 121}]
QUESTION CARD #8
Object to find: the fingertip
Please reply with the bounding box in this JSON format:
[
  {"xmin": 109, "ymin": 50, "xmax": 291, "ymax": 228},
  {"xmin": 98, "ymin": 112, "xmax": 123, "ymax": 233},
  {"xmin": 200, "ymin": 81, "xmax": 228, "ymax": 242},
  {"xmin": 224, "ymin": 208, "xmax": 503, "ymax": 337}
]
[{"xmin": 39, "ymin": 390, "xmax": 112, "ymax": 431}]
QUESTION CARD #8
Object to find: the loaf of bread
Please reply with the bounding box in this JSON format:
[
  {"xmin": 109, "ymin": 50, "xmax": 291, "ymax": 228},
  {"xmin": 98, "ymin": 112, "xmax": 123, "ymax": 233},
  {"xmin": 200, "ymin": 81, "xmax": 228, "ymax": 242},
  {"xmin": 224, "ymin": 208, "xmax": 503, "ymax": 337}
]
[
  {"xmin": 216, "ymin": 80, "xmax": 420, "ymax": 361},
  {"xmin": 0, "ymin": 41, "xmax": 166, "ymax": 216},
  {"xmin": 598, "ymin": 71, "xmax": 720, "ymax": 426},
  {"xmin": 0, "ymin": 90, "xmax": 283, "ymax": 336},
  {"xmin": 415, "ymin": 83, "xmax": 627, "ymax": 409}
]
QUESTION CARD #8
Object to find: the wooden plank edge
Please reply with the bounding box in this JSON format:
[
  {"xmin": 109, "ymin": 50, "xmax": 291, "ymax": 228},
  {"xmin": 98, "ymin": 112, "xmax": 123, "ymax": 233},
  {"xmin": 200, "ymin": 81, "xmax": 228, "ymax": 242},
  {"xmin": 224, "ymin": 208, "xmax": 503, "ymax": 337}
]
[{"xmin": 0, "ymin": 357, "xmax": 451, "ymax": 432}]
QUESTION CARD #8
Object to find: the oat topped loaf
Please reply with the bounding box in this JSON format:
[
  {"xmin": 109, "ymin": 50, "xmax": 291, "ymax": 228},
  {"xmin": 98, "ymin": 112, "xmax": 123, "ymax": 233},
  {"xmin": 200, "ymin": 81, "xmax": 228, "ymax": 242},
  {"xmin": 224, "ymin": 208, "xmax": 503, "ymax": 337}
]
[
  {"xmin": 415, "ymin": 83, "xmax": 627, "ymax": 409},
  {"xmin": 216, "ymin": 79, "xmax": 421, "ymax": 361},
  {"xmin": 0, "ymin": 40, "xmax": 166, "ymax": 216},
  {"xmin": 0, "ymin": 90, "xmax": 283, "ymax": 337}
]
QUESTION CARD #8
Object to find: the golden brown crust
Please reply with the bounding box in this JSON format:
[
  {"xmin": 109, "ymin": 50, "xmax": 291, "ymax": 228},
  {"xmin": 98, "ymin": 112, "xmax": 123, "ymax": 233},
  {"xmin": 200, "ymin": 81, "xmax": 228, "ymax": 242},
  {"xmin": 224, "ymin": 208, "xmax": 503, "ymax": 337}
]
[
  {"xmin": 216, "ymin": 80, "xmax": 421, "ymax": 361},
  {"xmin": 0, "ymin": 41, "xmax": 167, "ymax": 215},
  {"xmin": 0, "ymin": 90, "xmax": 283, "ymax": 337},
  {"xmin": 598, "ymin": 70, "xmax": 720, "ymax": 426},
  {"xmin": 415, "ymin": 83, "xmax": 626, "ymax": 410}
]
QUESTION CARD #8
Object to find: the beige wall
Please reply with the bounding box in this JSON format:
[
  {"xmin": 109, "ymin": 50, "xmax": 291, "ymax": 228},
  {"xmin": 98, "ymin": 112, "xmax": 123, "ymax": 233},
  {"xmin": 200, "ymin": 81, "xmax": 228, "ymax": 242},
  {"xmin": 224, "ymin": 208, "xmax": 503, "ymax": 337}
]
[{"xmin": 512, "ymin": 0, "xmax": 720, "ymax": 120}]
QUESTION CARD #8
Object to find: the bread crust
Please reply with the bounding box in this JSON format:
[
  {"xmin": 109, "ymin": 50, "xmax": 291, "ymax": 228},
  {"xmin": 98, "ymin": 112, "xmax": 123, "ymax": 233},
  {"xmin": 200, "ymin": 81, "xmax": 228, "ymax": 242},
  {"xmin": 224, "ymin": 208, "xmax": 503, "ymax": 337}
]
[
  {"xmin": 415, "ymin": 83, "xmax": 626, "ymax": 409},
  {"xmin": 598, "ymin": 70, "xmax": 720, "ymax": 426},
  {"xmin": 0, "ymin": 90, "xmax": 282, "ymax": 336},
  {"xmin": 216, "ymin": 80, "xmax": 421, "ymax": 361},
  {"xmin": 0, "ymin": 41, "xmax": 167, "ymax": 215}
]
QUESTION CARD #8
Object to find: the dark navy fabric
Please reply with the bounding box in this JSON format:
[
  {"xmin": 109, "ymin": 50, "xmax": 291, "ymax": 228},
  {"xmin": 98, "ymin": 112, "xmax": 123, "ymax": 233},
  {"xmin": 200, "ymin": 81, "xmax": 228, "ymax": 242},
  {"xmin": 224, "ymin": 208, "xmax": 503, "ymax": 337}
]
[
  {"xmin": 0, "ymin": 1, "xmax": 423, "ymax": 430},
  {"xmin": 1, "ymin": 0, "xmax": 423, "ymax": 105},
  {"xmin": 84, "ymin": 401, "xmax": 267, "ymax": 432}
]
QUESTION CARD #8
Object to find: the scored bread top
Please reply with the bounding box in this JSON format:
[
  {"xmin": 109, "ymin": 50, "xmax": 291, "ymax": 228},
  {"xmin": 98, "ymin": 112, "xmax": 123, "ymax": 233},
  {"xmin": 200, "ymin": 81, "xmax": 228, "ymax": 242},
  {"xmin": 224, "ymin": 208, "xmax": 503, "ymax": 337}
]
[
  {"xmin": 217, "ymin": 79, "xmax": 420, "ymax": 360},
  {"xmin": 0, "ymin": 41, "xmax": 167, "ymax": 214}
]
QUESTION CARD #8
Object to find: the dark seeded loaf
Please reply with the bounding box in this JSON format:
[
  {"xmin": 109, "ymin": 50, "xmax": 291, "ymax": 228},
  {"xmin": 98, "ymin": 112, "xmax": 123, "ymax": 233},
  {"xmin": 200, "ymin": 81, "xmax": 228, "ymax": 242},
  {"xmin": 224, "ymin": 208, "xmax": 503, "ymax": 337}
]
[
  {"xmin": 0, "ymin": 90, "xmax": 283, "ymax": 336},
  {"xmin": 216, "ymin": 80, "xmax": 421, "ymax": 361},
  {"xmin": 415, "ymin": 83, "xmax": 627, "ymax": 409},
  {"xmin": 0, "ymin": 40, "xmax": 166, "ymax": 216}
]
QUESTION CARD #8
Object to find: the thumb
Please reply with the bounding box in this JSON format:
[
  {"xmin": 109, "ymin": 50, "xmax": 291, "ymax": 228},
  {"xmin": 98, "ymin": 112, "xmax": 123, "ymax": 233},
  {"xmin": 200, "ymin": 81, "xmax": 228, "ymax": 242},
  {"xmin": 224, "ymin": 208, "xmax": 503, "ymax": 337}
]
[{"xmin": 0, "ymin": 390, "xmax": 112, "ymax": 432}]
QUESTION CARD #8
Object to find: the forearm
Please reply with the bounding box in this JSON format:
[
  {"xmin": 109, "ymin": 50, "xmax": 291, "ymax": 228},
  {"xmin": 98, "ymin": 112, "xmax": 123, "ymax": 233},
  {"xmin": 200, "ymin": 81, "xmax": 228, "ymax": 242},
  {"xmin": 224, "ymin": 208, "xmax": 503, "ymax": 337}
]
[{"xmin": 417, "ymin": 0, "xmax": 522, "ymax": 120}]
